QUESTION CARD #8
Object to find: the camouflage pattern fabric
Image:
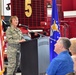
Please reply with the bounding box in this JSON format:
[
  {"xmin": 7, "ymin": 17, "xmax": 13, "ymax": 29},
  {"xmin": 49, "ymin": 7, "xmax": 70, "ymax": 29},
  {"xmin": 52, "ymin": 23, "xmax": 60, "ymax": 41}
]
[{"xmin": 6, "ymin": 26, "xmax": 24, "ymax": 75}]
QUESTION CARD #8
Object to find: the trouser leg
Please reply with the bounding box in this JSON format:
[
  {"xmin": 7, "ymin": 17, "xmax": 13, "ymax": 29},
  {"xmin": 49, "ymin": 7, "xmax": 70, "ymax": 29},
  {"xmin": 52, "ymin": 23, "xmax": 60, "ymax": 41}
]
[
  {"xmin": 13, "ymin": 51, "xmax": 21, "ymax": 75},
  {"xmin": 7, "ymin": 55, "xmax": 16, "ymax": 75}
]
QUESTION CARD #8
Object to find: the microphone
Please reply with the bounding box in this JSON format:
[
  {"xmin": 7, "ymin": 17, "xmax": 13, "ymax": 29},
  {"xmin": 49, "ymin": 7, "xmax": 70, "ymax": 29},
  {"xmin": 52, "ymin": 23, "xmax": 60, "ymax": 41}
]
[
  {"xmin": 19, "ymin": 24, "xmax": 28, "ymax": 29},
  {"xmin": 28, "ymin": 29, "xmax": 56, "ymax": 41}
]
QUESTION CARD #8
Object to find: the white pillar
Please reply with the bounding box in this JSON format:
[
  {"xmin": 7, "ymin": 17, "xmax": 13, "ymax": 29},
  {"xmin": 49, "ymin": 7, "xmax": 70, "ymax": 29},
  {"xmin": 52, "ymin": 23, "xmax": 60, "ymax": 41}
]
[{"xmin": 0, "ymin": 0, "xmax": 11, "ymax": 16}]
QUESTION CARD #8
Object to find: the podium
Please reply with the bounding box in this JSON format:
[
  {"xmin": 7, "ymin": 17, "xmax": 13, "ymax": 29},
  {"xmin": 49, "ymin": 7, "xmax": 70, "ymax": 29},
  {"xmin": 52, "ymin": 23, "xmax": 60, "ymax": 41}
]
[{"xmin": 21, "ymin": 37, "xmax": 50, "ymax": 75}]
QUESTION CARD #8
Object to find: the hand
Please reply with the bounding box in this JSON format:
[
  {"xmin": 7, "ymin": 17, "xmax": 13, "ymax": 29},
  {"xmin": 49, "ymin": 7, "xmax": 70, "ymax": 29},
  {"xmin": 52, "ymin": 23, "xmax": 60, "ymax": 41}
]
[
  {"xmin": 28, "ymin": 33, "xmax": 31, "ymax": 38},
  {"xmin": 19, "ymin": 39, "xmax": 26, "ymax": 43}
]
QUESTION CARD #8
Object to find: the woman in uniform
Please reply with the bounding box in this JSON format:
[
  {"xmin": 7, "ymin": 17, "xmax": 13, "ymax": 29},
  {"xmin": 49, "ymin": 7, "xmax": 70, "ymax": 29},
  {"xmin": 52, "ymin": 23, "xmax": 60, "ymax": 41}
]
[{"xmin": 6, "ymin": 16, "xmax": 25, "ymax": 75}]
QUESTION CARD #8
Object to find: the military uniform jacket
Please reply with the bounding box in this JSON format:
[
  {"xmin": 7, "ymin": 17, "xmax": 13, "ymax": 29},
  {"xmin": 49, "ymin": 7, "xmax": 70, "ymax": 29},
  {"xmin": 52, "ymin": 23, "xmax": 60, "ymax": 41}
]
[{"xmin": 6, "ymin": 25, "xmax": 24, "ymax": 53}]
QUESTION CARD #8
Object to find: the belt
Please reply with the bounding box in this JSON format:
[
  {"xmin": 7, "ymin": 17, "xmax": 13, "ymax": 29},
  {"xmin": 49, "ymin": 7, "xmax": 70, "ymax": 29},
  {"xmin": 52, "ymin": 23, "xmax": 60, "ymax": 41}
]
[{"xmin": 8, "ymin": 43, "xmax": 20, "ymax": 48}]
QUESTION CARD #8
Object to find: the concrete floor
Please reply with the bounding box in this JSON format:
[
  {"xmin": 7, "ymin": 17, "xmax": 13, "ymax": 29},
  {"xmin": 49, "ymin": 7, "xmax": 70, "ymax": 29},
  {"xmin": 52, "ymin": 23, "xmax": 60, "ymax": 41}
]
[
  {"xmin": 16, "ymin": 73, "xmax": 21, "ymax": 75},
  {"xmin": 4, "ymin": 73, "xmax": 21, "ymax": 75}
]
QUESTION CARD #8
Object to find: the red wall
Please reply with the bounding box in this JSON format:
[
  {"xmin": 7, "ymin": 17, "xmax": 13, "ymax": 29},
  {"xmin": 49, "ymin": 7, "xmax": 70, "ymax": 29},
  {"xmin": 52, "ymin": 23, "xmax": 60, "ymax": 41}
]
[
  {"xmin": 63, "ymin": 18, "xmax": 76, "ymax": 38},
  {"xmin": 61, "ymin": 0, "xmax": 76, "ymax": 11},
  {"xmin": 60, "ymin": 0, "xmax": 76, "ymax": 38},
  {"xmin": 62, "ymin": 0, "xmax": 73, "ymax": 11},
  {"xmin": 73, "ymin": 0, "xmax": 76, "ymax": 10}
]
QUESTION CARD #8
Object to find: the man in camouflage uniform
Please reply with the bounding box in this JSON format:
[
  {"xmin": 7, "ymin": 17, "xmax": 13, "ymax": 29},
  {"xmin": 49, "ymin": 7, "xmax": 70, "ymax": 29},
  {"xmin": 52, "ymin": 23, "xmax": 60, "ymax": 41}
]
[{"xmin": 6, "ymin": 16, "xmax": 25, "ymax": 75}]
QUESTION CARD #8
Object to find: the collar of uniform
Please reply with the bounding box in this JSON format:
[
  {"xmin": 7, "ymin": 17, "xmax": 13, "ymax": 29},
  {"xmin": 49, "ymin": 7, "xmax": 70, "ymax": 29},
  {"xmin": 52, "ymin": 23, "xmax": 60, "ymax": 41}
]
[{"xmin": 11, "ymin": 25, "xmax": 18, "ymax": 31}]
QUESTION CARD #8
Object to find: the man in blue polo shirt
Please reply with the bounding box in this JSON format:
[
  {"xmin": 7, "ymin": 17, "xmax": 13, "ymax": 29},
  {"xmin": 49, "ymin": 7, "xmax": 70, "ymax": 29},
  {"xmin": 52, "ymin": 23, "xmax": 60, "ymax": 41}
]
[{"xmin": 46, "ymin": 37, "xmax": 74, "ymax": 75}]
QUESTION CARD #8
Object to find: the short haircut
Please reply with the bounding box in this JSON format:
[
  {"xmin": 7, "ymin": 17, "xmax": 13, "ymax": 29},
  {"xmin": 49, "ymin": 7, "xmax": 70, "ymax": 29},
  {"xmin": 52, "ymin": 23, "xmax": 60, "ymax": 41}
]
[
  {"xmin": 9, "ymin": 16, "xmax": 18, "ymax": 24},
  {"xmin": 59, "ymin": 37, "xmax": 71, "ymax": 50}
]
